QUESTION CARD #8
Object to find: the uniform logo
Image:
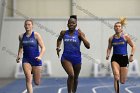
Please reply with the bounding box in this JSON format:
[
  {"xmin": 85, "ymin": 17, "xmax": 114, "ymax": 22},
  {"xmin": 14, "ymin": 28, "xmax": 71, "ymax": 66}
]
[{"xmin": 64, "ymin": 39, "xmax": 77, "ymax": 42}]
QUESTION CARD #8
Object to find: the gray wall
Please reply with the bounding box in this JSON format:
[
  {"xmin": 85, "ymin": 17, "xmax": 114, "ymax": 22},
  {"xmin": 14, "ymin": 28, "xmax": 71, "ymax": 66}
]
[
  {"xmin": 0, "ymin": 0, "xmax": 6, "ymax": 44},
  {"xmin": 5, "ymin": 0, "xmax": 140, "ymax": 17},
  {"xmin": 0, "ymin": 18, "xmax": 139, "ymax": 78}
]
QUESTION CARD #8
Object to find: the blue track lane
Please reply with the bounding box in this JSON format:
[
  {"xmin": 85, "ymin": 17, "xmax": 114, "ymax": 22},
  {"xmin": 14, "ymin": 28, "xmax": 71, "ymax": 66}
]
[{"xmin": 0, "ymin": 77, "xmax": 140, "ymax": 93}]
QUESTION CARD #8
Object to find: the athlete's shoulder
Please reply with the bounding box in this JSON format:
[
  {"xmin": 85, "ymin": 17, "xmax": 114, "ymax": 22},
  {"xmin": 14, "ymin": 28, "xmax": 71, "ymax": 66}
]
[
  {"xmin": 34, "ymin": 31, "xmax": 42, "ymax": 39},
  {"xmin": 34, "ymin": 31, "xmax": 40, "ymax": 35},
  {"xmin": 78, "ymin": 29, "xmax": 85, "ymax": 36},
  {"xmin": 109, "ymin": 35, "xmax": 114, "ymax": 41},
  {"xmin": 19, "ymin": 33, "xmax": 24, "ymax": 41},
  {"xmin": 123, "ymin": 33, "xmax": 131, "ymax": 41},
  {"xmin": 78, "ymin": 29, "xmax": 83, "ymax": 33},
  {"xmin": 123, "ymin": 33, "xmax": 129, "ymax": 37},
  {"xmin": 60, "ymin": 30, "xmax": 66, "ymax": 36}
]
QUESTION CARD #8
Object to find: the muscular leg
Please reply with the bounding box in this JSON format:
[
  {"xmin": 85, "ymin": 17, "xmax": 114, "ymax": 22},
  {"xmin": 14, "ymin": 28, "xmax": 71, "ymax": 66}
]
[
  {"xmin": 61, "ymin": 60, "xmax": 74, "ymax": 93},
  {"xmin": 120, "ymin": 67, "xmax": 128, "ymax": 84},
  {"xmin": 22, "ymin": 63, "xmax": 33, "ymax": 93},
  {"xmin": 72, "ymin": 64, "xmax": 81, "ymax": 93},
  {"xmin": 111, "ymin": 62, "xmax": 120, "ymax": 93},
  {"xmin": 32, "ymin": 66, "xmax": 42, "ymax": 85}
]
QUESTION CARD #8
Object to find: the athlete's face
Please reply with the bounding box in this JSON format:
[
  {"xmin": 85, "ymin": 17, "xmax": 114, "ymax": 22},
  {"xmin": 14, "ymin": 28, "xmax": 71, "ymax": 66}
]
[
  {"xmin": 24, "ymin": 21, "xmax": 33, "ymax": 32},
  {"xmin": 114, "ymin": 23, "xmax": 122, "ymax": 33},
  {"xmin": 67, "ymin": 18, "xmax": 77, "ymax": 31}
]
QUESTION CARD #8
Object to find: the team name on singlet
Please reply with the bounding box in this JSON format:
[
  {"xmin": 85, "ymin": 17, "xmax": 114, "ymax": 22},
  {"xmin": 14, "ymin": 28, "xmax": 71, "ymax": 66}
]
[
  {"xmin": 22, "ymin": 40, "xmax": 34, "ymax": 44},
  {"xmin": 112, "ymin": 41, "xmax": 125, "ymax": 45},
  {"xmin": 64, "ymin": 38, "xmax": 77, "ymax": 42}
]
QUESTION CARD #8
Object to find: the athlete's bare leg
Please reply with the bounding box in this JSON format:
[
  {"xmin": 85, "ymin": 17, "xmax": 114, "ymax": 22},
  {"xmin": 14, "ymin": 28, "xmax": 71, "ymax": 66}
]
[
  {"xmin": 61, "ymin": 60, "xmax": 74, "ymax": 93},
  {"xmin": 111, "ymin": 62, "xmax": 120, "ymax": 93},
  {"xmin": 23, "ymin": 63, "xmax": 33, "ymax": 93}
]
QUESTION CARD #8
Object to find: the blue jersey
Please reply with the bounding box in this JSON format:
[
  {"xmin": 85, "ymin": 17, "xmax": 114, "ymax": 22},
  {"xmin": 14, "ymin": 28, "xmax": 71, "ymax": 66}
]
[
  {"xmin": 112, "ymin": 33, "xmax": 127, "ymax": 55},
  {"xmin": 61, "ymin": 30, "xmax": 81, "ymax": 65},
  {"xmin": 22, "ymin": 32, "xmax": 40, "ymax": 59},
  {"xmin": 62, "ymin": 30, "xmax": 81, "ymax": 57}
]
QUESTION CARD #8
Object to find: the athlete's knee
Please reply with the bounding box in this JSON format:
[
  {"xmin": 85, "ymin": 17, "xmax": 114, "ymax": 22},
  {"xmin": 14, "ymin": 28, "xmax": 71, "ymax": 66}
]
[
  {"xmin": 68, "ymin": 74, "xmax": 74, "ymax": 80},
  {"xmin": 74, "ymin": 75, "xmax": 79, "ymax": 81},
  {"xmin": 114, "ymin": 74, "xmax": 120, "ymax": 81},
  {"xmin": 25, "ymin": 76, "xmax": 32, "ymax": 83},
  {"xmin": 34, "ymin": 80, "xmax": 40, "ymax": 86},
  {"xmin": 33, "ymin": 78, "xmax": 41, "ymax": 86},
  {"xmin": 120, "ymin": 79, "xmax": 126, "ymax": 84}
]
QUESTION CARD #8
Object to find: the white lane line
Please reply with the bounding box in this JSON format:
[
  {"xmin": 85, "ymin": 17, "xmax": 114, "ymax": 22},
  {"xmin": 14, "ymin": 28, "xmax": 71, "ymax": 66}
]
[
  {"xmin": 22, "ymin": 85, "xmax": 63, "ymax": 93},
  {"xmin": 92, "ymin": 85, "xmax": 113, "ymax": 93},
  {"xmin": 57, "ymin": 83, "xmax": 109, "ymax": 93},
  {"xmin": 125, "ymin": 85, "xmax": 140, "ymax": 93},
  {"xmin": 58, "ymin": 87, "xmax": 67, "ymax": 93},
  {"xmin": 22, "ymin": 89, "xmax": 27, "ymax": 93},
  {"xmin": 22, "ymin": 83, "xmax": 132, "ymax": 93}
]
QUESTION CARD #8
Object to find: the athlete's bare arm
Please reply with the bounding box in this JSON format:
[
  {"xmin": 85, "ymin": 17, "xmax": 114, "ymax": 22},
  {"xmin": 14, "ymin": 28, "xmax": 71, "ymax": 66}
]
[
  {"xmin": 56, "ymin": 30, "xmax": 66, "ymax": 57},
  {"xmin": 106, "ymin": 36, "xmax": 113, "ymax": 60},
  {"xmin": 16, "ymin": 34, "xmax": 23, "ymax": 63},
  {"xmin": 125, "ymin": 34, "xmax": 136, "ymax": 62},
  {"xmin": 34, "ymin": 32, "xmax": 46, "ymax": 61},
  {"xmin": 78, "ymin": 29, "xmax": 90, "ymax": 49}
]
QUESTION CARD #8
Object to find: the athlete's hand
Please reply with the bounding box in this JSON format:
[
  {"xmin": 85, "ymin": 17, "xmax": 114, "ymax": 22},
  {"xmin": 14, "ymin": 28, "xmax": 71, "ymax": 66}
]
[
  {"xmin": 16, "ymin": 57, "xmax": 21, "ymax": 63},
  {"xmin": 56, "ymin": 48, "xmax": 61, "ymax": 58},
  {"xmin": 106, "ymin": 56, "xmax": 109, "ymax": 60},
  {"xmin": 35, "ymin": 56, "xmax": 41, "ymax": 61},
  {"xmin": 129, "ymin": 55, "xmax": 134, "ymax": 62}
]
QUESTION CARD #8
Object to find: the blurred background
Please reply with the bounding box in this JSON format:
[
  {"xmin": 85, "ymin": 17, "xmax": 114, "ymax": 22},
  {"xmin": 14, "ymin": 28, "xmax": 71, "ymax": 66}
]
[{"xmin": 0, "ymin": 0, "xmax": 140, "ymax": 88}]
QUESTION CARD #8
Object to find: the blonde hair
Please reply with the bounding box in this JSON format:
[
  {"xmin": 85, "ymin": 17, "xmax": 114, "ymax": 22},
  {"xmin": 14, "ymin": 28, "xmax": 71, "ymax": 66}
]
[{"xmin": 119, "ymin": 17, "xmax": 127, "ymax": 26}]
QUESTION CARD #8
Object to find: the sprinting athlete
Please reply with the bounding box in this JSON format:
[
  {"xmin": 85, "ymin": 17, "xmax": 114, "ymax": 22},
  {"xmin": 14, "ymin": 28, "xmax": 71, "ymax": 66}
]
[
  {"xmin": 16, "ymin": 19, "xmax": 46, "ymax": 93},
  {"xmin": 106, "ymin": 18, "xmax": 136, "ymax": 93},
  {"xmin": 56, "ymin": 15, "xmax": 90, "ymax": 93}
]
